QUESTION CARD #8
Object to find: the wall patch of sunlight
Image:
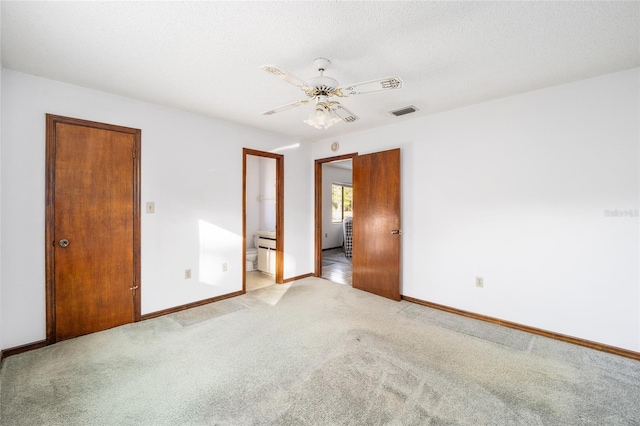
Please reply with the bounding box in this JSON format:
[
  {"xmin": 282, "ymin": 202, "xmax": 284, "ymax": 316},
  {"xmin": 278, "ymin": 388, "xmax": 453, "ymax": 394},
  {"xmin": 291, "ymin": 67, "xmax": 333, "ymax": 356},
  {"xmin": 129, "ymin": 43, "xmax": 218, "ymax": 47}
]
[{"xmin": 198, "ymin": 219, "xmax": 241, "ymax": 286}]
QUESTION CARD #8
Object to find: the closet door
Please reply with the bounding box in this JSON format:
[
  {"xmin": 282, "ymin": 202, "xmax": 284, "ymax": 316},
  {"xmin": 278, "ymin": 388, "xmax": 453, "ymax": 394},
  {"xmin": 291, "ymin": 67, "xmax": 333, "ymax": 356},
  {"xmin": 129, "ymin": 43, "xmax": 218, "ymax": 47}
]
[{"xmin": 46, "ymin": 114, "xmax": 141, "ymax": 342}]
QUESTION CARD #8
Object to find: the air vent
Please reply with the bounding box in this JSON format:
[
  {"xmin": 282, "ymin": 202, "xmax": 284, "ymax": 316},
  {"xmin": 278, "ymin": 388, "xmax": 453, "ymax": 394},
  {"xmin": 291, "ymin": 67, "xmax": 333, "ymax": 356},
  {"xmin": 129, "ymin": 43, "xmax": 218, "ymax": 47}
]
[{"xmin": 390, "ymin": 106, "xmax": 418, "ymax": 117}]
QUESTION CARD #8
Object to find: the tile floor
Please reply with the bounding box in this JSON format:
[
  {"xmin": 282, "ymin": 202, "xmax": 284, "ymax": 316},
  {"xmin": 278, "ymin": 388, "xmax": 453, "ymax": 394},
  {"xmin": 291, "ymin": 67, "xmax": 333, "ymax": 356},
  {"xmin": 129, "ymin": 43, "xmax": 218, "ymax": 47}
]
[
  {"xmin": 245, "ymin": 270, "xmax": 275, "ymax": 292},
  {"xmin": 321, "ymin": 247, "xmax": 352, "ymax": 286}
]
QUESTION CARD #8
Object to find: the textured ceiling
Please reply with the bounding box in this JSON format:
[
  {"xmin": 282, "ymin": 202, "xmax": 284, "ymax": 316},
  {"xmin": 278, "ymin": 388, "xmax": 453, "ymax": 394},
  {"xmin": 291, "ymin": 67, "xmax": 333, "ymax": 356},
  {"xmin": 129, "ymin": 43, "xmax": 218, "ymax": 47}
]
[{"xmin": 2, "ymin": 1, "xmax": 639, "ymax": 142}]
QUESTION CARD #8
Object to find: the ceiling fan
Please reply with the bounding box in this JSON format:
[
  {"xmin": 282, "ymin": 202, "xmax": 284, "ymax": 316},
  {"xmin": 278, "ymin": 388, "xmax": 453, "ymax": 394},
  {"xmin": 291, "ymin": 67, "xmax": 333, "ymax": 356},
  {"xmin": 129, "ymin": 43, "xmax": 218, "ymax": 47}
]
[{"xmin": 260, "ymin": 58, "xmax": 403, "ymax": 129}]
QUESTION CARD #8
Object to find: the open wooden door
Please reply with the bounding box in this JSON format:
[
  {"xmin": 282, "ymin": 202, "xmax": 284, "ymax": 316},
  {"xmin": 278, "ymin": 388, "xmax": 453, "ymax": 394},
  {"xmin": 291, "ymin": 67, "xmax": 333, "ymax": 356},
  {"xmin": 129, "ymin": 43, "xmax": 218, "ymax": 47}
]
[{"xmin": 352, "ymin": 148, "xmax": 401, "ymax": 300}]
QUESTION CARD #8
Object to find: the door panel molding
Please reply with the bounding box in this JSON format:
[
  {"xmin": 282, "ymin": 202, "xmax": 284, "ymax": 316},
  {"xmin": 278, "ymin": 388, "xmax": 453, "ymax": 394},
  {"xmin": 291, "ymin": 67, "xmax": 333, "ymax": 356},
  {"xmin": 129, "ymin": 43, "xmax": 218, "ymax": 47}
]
[{"xmin": 45, "ymin": 114, "xmax": 141, "ymax": 344}]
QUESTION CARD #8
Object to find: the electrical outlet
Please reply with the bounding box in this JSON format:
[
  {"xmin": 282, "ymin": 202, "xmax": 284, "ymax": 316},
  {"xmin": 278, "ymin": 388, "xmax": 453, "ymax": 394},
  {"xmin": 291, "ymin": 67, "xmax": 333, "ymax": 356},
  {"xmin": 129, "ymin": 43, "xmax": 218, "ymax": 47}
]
[
  {"xmin": 476, "ymin": 276, "xmax": 483, "ymax": 288},
  {"xmin": 325, "ymin": 233, "xmax": 328, "ymax": 238},
  {"xmin": 185, "ymin": 269, "xmax": 191, "ymax": 279},
  {"xmin": 146, "ymin": 202, "xmax": 155, "ymax": 214},
  {"xmin": 221, "ymin": 262, "xmax": 227, "ymax": 272}
]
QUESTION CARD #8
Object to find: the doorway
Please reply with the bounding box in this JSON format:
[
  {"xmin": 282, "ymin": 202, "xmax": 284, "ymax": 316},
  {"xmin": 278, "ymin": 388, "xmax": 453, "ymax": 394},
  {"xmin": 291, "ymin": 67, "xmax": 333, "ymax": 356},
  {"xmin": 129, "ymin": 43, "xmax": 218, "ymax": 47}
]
[
  {"xmin": 314, "ymin": 149, "xmax": 402, "ymax": 300},
  {"xmin": 314, "ymin": 153, "xmax": 357, "ymax": 284},
  {"xmin": 317, "ymin": 157, "xmax": 355, "ymax": 286},
  {"xmin": 45, "ymin": 114, "xmax": 141, "ymax": 343},
  {"xmin": 242, "ymin": 148, "xmax": 284, "ymax": 292}
]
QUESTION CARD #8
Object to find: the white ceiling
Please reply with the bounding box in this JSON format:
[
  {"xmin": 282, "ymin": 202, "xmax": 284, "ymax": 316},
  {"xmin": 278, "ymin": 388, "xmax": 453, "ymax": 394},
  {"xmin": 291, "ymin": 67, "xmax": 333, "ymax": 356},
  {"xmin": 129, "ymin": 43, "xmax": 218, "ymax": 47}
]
[
  {"xmin": 2, "ymin": 1, "xmax": 638, "ymax": 142},
  {"xmin": 324, "ymin": 159, "xmax": 353, "ymax": 171}
]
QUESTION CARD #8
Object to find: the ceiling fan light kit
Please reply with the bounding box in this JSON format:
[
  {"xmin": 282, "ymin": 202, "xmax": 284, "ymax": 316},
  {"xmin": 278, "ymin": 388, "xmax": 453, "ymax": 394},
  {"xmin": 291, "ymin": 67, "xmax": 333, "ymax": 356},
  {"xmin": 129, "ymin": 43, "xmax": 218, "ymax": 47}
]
[
  {"xmin": 304, "ymin": 96, "xmax": 341, "ymax": 129},
  {"xmin": 261, "ymin": 58, "xmax": 403, "ymax": 129}
]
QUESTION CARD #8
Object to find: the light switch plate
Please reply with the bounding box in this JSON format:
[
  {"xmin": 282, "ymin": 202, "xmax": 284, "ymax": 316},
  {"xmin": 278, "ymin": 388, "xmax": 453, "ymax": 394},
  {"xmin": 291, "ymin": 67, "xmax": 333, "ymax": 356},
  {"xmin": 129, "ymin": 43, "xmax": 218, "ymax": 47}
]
[{"xmin": 146, "ymin": 202, "xmax": 155, "ymax": 214}]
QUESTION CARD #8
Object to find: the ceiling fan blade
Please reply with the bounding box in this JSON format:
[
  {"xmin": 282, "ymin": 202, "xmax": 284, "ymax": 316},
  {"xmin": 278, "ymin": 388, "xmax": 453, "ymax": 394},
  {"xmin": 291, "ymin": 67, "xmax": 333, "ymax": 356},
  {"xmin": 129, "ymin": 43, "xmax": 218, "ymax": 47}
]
[
  {"xmin": 261, "ymin": 65, "xmax": 313, "ymax": 91},
  {"xmin": 337, "ymin": 76, "xmax": 403, "ymax": 96},
  {"xmin": 333, "ymin": 104, "xmax": 359, "ymax": 123},
  {"xmin": 260, "ymin": 98, "xmax": 311, "ymax": 115}
]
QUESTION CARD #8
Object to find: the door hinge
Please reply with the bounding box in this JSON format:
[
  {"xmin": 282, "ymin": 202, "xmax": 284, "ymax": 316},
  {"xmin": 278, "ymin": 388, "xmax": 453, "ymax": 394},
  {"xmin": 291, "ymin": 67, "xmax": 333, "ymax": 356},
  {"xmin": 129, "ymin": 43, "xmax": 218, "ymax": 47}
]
[{"xmin": 132, "ymin": 149, "xmax": 136, "ymax": 159}]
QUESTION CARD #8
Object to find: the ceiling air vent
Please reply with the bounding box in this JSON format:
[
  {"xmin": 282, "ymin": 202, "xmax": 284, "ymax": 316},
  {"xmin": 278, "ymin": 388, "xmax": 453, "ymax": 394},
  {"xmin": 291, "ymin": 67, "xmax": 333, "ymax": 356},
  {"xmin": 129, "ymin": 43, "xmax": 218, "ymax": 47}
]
[{"xmin": 390, "ymin": 105, "xmax": 418, "ymax": 117}]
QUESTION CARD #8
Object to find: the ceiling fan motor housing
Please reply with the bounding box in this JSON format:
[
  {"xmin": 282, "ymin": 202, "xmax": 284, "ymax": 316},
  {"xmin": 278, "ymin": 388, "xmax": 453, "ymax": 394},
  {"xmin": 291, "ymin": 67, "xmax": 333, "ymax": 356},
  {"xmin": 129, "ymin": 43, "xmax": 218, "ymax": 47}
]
[{"xmin": 307, "ymin": 75, "xmax": 340, "ymax": 96}]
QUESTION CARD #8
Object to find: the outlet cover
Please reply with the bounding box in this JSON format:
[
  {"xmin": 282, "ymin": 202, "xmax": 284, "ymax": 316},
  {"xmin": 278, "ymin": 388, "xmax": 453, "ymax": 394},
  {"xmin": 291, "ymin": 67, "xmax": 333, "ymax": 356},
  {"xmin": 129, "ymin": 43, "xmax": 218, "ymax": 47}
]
[
  {"xmin": 476, "ymin": 276, "xmax": 483, "ymax": 288},
  {"xmin": 185, "ymin": 269, "xmax": 191, "ymax": 279}
]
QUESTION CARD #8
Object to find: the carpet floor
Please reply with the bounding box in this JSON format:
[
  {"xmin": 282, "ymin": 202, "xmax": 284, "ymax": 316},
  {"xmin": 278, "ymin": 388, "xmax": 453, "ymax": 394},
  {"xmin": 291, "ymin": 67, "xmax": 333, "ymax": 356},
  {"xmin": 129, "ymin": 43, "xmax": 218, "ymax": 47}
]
[{"xmin": 1, "ymin": 277, "xmax": 639, "ymax": 425}]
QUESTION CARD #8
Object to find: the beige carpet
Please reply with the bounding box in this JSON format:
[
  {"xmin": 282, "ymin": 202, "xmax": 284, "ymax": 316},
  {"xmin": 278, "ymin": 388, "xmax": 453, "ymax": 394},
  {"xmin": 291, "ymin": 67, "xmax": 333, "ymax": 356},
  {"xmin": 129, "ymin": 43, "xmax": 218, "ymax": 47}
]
[{"xmin": 1, "ymin": 277, "xmax": 639, "ymax": 425}]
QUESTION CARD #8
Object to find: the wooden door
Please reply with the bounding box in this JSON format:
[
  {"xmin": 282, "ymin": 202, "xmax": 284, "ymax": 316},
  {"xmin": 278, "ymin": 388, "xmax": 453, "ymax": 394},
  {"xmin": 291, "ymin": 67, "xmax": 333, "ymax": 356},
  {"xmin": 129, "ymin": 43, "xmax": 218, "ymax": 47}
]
[
  {"xmin": 352, "ymin": 148, "xmax": 401, "ymax": 300},
  {"xmin": 46, "ymin": 115, "xmax": 141, "ymax": 342}
]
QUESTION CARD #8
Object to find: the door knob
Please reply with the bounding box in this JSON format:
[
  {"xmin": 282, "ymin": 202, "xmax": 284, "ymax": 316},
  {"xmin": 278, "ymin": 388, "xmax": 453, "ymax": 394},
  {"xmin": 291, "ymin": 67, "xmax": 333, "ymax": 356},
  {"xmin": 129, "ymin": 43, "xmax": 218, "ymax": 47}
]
[
  {"xmin": 391, "ymin": 230, "xmax": 402, "ymax": 235},
  {"xmin": 59, "ymin": 239, "xmax": 70, "ymax": 247}
]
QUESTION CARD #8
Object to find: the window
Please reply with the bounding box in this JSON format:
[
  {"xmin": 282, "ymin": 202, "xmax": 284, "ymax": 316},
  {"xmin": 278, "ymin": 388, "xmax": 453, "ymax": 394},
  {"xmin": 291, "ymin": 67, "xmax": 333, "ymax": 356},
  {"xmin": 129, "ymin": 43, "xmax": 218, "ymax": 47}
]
[{"xmin": 332, "ymin": 183, "xmax": 353, "ymax": 223}]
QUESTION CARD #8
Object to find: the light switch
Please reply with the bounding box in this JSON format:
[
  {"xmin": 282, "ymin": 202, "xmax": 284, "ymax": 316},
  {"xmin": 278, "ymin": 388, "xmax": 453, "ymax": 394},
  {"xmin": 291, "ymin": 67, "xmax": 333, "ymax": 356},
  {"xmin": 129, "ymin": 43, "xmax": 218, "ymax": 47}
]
[{"xmin": 146, "ymin": 202, "xmax": 155, "ymax": 214}]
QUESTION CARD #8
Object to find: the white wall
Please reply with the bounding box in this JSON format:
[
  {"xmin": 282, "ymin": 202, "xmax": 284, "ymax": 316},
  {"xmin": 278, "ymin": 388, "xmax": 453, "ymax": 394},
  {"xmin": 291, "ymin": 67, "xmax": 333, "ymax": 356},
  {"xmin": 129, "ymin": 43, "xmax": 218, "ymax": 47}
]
[
  {"xmin": 322, "ymin": 165, "xmax": 352, "ymax": 249},
  {"xmin": 245, "ymin": 155, "xmax": 260, "ymax": 250},
  {"xmin": 282, "ymin": 145, "xmax": 315, "ymax": 277},
  {"xmin": 245, "ymin": 155, "xmax": 276, "ymax": 249},
  {"xmin": 258, "ymin": 157, "xmax": 276, "ymax": 232},
  {"xmin": 313, "ymin": 68, "xmax": 640, "ymax": 352},
  {"xmin": 0, "ymin": 69, "xmax": 314, "ymax": 349}
]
